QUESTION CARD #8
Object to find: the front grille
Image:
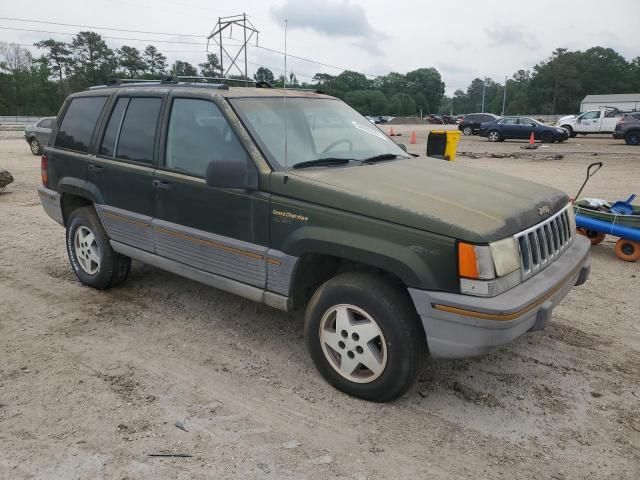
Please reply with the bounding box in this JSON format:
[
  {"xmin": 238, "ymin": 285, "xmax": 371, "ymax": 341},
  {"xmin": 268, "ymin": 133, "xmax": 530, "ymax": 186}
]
[{"xmin": 515, "ymin": 207, "xmax": 573, "ymax": 281}]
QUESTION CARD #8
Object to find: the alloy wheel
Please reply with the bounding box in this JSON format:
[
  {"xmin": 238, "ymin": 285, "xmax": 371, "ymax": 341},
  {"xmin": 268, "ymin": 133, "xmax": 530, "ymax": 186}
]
[
  {"xmin": 319, "ymin": 304, "xmax": 387, "ymax": 384},
  {"xmin": 74, "ymin": 226, "xmax": 101, "ymax": 274}
]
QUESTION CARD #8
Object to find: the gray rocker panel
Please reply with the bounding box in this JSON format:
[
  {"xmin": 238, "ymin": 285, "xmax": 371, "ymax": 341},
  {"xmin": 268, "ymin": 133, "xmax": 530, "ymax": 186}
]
[
  {"xmin": 95, "ymin": 204, "xmax": 154, "ymax": 252},
  {"xmin": 110, "ymin": 240, "xmax": 290, "ymax": 311}
]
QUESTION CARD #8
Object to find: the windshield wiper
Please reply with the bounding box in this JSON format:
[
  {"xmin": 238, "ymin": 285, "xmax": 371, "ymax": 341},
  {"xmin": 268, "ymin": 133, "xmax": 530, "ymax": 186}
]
[
  {"xmin": 293, "ymin": 157, "xmax": 356, "ymax": 169},
  {"xmin": 362, "ymin": 153, "xmax": 402, "ymax": 164}
]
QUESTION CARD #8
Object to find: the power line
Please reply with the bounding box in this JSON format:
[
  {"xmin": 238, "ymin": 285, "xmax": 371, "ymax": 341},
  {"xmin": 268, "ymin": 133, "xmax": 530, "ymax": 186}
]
[
  {"xmin": 0, "ymin": 26, "xmax": 210, "ymax": 45},
  {"xmin": 0, "ymin": 16, "xmax": 206, "ymax": 38}
]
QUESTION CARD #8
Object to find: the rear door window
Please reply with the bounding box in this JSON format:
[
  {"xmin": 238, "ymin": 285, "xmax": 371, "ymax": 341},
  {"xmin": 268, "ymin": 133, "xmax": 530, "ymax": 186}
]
[
  {"xmin": 99, "ymin": 97, "xmax": 162, "ymax": 163},
  {"xmin": 55, "ymin": 97, "xmax": 107, "ymax": 152}
]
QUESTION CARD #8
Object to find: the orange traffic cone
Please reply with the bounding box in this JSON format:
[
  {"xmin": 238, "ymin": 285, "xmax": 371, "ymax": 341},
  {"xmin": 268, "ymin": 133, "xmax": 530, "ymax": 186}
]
[
  {"xmin": 409, "ymin": 131, "xmax": 417, "ymax": 144},
  {"xmin": 529, "ymin": 131, "xmax": 535, "ymax": 145},
  {"xmin": 389, "ymin": 127, "xmax": 395, "ymax": 136}
]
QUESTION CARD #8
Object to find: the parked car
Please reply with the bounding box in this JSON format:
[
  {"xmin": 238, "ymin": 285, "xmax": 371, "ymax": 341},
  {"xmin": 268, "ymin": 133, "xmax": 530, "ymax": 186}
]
[
  {"xmin": 37, "ymin": 80, "xmax": 590, "ymax": 402},
  {"xmin": 24, "ymin": 116, "xmax": 55, "ymax": 155},
  {"xmin": 426, "ymin": 114, "xmax": 443, "ymax": 124},
  {"xmin": 441, "ymin": 115, "xmax": 457, "ymax": 125},
  {"xmin": 458, "ymin": 113, "xmax": 500, "ymax": 135},
  {"xmin": 479, "ymin": 116, "xmax": 569, "ymax": 143},
  {"xmin": 557, "ymin": 108, "xmax": 625, "ymax": 137},
  {"xmin": 612, "ymin": 112, "xmax": 640, "ymax": 145}
]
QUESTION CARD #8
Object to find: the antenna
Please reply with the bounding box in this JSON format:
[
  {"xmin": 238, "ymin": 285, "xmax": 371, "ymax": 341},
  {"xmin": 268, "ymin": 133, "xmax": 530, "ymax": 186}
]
[{"xmin": 283, "ymin": 19, "xmax": 289, "ymax": 180}]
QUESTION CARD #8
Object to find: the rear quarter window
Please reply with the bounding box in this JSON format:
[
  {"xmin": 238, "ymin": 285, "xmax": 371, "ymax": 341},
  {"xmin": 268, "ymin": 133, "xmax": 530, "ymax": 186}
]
[{"xmin": 55, "ymin": 97, "xmax": 107, "ymax": 152}]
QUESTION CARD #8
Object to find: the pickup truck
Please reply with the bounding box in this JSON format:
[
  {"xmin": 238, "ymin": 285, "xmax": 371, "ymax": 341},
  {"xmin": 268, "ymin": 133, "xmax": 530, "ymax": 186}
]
[
  {"xmin": 557, "ymin": 109, "xmax": 625, "ymax": 137},
  {"xmin": 37, "ymin": 79, "xmax": 591, "ymax": 402}
]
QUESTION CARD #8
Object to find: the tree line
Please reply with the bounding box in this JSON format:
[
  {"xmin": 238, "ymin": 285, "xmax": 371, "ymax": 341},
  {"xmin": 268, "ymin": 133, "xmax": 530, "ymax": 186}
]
[
  {"xmin": 441, "ymin": 48, "xmax": 640, "ymax": 116},
  {"xmin": 0, "ymin": 31, "xmax": 638, "ymax": 117}
]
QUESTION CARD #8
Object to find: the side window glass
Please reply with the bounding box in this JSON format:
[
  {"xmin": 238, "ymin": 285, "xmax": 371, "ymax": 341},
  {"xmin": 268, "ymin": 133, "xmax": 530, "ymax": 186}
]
[
  {"xmin": 100, "ymin": 98, "xmax": 129, "ymax": 157},
  {"xmin": 165, "ymin": 98, "xmax": 250, "ymax": 177},
  {"xmin": 55, "ymin": 97, "xmax": 107, "ymax": 152},
  {"xmin": 582, "ymin": 111, "xmax": 599, "ymax": 120},
  {"xmin": 116, "ymin": 98, "xmax": 162, "ymax": 163},
  {"xmin": 43, "ymin": 119, "xmax": 54, "ymax": 128}
]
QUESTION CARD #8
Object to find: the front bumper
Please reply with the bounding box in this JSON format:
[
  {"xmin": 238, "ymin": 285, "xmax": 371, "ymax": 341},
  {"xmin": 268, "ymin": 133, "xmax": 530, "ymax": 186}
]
[
  {"xmin": 409, "ymin": 235, "xmax": 591, "ymax": 359},
  {"xmin": 612, "ymin": 131, "xmax": 625, "ymax": 139},
  {"xmin": 37, "ymin": 185, "xmax": 64, "ymax": 225}
]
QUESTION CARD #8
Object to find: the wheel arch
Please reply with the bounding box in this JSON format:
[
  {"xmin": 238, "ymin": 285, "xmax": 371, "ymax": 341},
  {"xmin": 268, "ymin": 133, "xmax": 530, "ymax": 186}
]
[{"xmin": 58, "ymin": 177, "xmax": 104, "ymax": 226}]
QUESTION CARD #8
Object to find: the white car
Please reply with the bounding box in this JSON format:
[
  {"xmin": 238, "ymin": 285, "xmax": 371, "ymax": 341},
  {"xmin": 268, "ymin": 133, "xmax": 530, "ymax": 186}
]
[{"xmin": 557, "ymin": 109, "xmax": 624, "ymax": 137}]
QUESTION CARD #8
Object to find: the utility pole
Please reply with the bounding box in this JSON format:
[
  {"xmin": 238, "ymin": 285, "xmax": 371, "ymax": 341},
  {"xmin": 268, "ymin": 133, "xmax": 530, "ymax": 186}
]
[
  {"xmin": 501, "ymin": 75, "xmax": 507, "ymax": 116},
  {"xmin": 481, "ymin": 77, "xmax": 486, "ymax": 112},
  {"xmin": 207, "ymin": 13, "xmax": 259, "ymax": 78}
]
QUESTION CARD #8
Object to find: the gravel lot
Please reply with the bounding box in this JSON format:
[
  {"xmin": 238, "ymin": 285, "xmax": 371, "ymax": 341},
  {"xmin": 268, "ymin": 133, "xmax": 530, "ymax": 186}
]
[{"xmin": 1, "ymin": 127, "xmax": 639, "ymax": 479}]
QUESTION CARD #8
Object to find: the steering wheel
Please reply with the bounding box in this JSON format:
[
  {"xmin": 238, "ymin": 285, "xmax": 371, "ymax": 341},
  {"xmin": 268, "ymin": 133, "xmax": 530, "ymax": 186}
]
[{"xmin": 321, "ymin": 139, "xmax": 353, "ymax": 154}]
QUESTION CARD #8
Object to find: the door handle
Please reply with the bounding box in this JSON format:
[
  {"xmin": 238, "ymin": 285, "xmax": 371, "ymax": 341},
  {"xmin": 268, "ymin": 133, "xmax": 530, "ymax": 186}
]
[
  {"xmin": 152, "ymin": 179, "xmax": 174, "ymax": 190},
  {"xmin": 88, "ymin": 164, "xmax": 104, "ymax": 173}
]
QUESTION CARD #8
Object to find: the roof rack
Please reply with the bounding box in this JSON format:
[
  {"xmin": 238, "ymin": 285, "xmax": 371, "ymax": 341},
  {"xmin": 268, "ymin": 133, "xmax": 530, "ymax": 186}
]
[{"xmin": 86, "ymin": 76, "xmax": 231, "ymax": 90}]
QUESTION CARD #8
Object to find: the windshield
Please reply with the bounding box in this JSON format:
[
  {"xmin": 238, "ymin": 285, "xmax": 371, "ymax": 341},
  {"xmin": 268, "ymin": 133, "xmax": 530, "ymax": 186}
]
[{"xmin": 230, "ymin": 97, "xmax": 409, "ymax": 169}]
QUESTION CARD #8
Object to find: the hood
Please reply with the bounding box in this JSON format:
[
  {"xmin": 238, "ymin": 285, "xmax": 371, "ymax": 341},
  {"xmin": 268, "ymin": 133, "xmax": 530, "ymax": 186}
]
[
  {"xmin": 271, "ymin": 158, "xmax": 568, "ymax": 243},
  {"xmin": 557, "ymin": 114, "xmax": 576, "ymax": 123}
]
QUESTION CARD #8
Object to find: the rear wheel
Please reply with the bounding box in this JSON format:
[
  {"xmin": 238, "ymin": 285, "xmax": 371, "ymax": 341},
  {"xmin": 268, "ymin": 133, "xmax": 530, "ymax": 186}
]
[
  {"xmin": 625, "ymin": 130, "xmax": 640, "ymax": 145},
  {"xmin": 577, "ymin": 228, "xmax": 606, "ymax": 245},
  {"xmin": 462, "ymin": 126, "xmax": 473, "ymax": 136},
  {"xmin": 66, "ymin": 206, "xmax": 131, "ymax": 289},
  {"xmin": 541, "ymin": 131, "xmax": 554, "ymax": 143},
  {"xmin": 30, "ymin": 138, "xmax": 41, "ymax": 155},
  {"xmin": 487, "ymin": 130, "xmax": 501, "ymax": 142},
  {"xmin": 615, "ymin": 239, "xmax": 640, "ymax": 262},
  {"xmin": 304, "ymin": 272, "xmax": 426, "ymax": 402}
]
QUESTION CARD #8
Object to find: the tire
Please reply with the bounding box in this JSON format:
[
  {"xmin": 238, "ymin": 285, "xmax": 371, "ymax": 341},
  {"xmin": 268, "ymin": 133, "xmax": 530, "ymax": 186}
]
[
  {"xmin": 625, "ymin": 130, "xmax": 640, "ymax": 146},
  {"xmin": 541, "ymin": 131, "xmax": 554, "ymax": 143},
  {"xmin": 615, "ymin": 239, "xmax": 640, "ymax": 262},
  {"xmin": 304, "ymin": 272, "xmax": 426, "ymax": 402},
  {"xmin": 577, "ymin": 228, "xmax": 606, "ymax": 245},
  {"xmin": 561, "ymin": 125, "xmax": 576, "ymax": 138},
  {"xmin": 29, "ymin": 138, "xmax": 42, "ymax": 155},
  {"xmin": 66, "ymin": 206, "xmax": 131, "ymax": 289},
  {"xmin": 487, "ymin": 130, "xmax": 501, "ymax": 142},
  {"xmin": 462, "ymin": 126, "xmax": 473, "ymax": 136},
  {"xmin": 0, "ymin": 170, "xmax": 14, "ymax": 189}
]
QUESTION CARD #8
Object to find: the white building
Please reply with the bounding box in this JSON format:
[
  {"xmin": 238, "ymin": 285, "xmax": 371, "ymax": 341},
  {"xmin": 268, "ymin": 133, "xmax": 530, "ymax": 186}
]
[{"xmin": 580, "ymin": 93, "xmax": 640, "ymax": 112}]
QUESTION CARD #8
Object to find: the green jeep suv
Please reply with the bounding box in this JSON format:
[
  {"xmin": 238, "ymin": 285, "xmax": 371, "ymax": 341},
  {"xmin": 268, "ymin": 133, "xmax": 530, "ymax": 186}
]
[{"xmin": 37, "ymin": 79, "xmax": 591, "ymax": 402}]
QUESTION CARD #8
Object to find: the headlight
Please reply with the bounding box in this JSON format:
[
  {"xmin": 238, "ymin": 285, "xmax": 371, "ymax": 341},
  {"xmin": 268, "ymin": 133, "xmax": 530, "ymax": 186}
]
[
  {"xmin": 458, "ymin": 239, "xmax": 521, "ymax": 297},
  {"xmin": 556, "ymin": 128, "xmax": 566, "ymax": 133}
]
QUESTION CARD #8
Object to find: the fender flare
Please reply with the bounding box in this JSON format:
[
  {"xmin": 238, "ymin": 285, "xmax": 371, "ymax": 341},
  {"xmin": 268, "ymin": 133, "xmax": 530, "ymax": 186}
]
[{"xmin": 283, "ymin": 226, "xmax": 448, "ymax": 290}]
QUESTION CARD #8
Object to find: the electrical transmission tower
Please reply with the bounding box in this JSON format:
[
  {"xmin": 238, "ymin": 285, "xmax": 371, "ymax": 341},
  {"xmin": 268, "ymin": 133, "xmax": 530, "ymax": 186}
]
[{"xmin": 207, "ymin": 13, "xmax": 259, "ymax": 78}]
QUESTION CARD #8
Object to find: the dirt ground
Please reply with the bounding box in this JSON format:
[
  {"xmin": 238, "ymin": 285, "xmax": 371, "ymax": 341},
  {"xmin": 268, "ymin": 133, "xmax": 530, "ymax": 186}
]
[{"xmin": 1, "ymin": 126, "xmax": 639, "ymax": 480}]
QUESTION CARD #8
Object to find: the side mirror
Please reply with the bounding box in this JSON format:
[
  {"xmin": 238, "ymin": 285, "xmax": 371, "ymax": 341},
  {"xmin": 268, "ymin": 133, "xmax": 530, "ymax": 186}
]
[{"xmin": 205, "ymin": 158, "xmax": 257, "ymax": 190}]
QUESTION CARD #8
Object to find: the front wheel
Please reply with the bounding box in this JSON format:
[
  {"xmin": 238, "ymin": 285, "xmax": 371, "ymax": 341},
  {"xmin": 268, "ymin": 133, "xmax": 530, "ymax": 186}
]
[
  {"xmin": 561, "ymin": 125, "xmax": 575, "ymax": 138},
  {"xmin": 541, "ymin": 131, "xmax": 555, "ymax": 143},
  {"xmin": 462, "ymin": 126, "xmax": 473, "ymax": 135},
  {"xmin": 66, "ymin": 206, "xmax": 131, "ymax": 289},
  {"xmin": 625, "ymin": 130, "xmax": 640, "ymax": 145},
  {"xmin": 487, "ymin": 130, "xmax": 501, "ymax": 142},
  {"xmin": 304, "ymin": 273, "xmax": 426, "ymax": 402},
  {"xmin": 30, "ymin": 138, "xmax": 41, "ymax": 155}
]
